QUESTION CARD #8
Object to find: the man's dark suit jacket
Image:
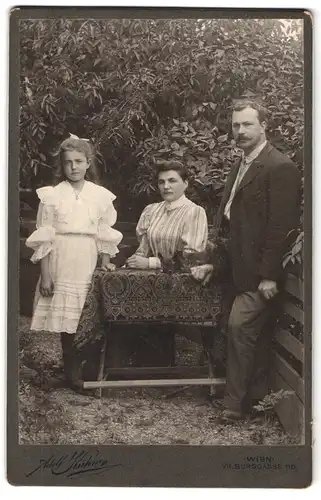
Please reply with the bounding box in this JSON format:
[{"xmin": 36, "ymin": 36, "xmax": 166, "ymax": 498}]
[{"xmin": 216, "ymin": 142, "xmax": 301, "ymax": 293}]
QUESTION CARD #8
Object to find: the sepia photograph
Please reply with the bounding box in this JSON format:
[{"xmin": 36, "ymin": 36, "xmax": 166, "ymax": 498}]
[{"xmin": 8, "ymin": 7, "xmax": 312, "ymax": 488}]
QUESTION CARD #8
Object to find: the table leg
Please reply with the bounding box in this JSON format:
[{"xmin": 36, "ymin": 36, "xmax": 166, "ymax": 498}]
[
  {"xmin": 96, "ymin": 328, "xmax": 108, "ymax": 398},
  {"xmin": 201, "ymin": 327, "xmax": 217, "ymax": 397},
  {"xmin": 207, "ymin": 351, "xmax": 217, "ymax": 397}
]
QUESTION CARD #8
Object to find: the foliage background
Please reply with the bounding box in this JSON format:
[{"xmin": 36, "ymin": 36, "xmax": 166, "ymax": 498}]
[{"xmin": 19, "ymin": 18, "xmax": 304, "ymax": 222}]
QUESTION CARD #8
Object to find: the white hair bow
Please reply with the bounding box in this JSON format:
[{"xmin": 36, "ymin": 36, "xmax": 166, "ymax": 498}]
[{"xmin": 69, "ymin": 133, "xmax": 90, "ymax": 142}]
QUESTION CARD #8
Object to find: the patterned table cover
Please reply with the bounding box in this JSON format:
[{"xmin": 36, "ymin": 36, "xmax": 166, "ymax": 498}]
[{"xmin": 74, "ymin": 269, "xmax": 222, "ymax": 353}]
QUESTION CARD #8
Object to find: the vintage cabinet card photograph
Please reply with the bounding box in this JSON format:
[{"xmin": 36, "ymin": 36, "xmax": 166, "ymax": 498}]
[{"xmin": 7, "ymin": 6, "xmax": 312, "ymax": 488}]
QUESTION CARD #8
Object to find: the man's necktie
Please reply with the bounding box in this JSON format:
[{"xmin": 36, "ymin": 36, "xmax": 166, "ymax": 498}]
[{"xmin": 234, "ymin": 157, "xmax": 248, "ymax": 190}]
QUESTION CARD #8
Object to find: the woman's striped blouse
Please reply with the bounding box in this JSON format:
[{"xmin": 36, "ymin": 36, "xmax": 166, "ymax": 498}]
[{"xmin": 135, "ymin": 196, "xmax": 208, "ymax": 268}]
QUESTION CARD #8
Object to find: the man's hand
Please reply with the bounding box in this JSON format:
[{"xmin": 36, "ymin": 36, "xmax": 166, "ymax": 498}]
[
  {"xmin": 258, "ymin": 279, "xmax": 278, "ymax": 300},
  {"xmin": 126, "ymin": 255, "xmax": 150, "ymax": 269},
  {"xmin": 191, "ymin": 264, "xmax": 214, "ymax": 285},
  {"xmin": 40, "ymin": 275, "xmax": 54, "ymax": 297}
]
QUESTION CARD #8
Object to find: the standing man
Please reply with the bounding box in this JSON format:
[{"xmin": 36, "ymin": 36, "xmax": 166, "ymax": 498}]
[{"xmin": 203, "ymin": 99, "xmax": 301, "ymax": 423}]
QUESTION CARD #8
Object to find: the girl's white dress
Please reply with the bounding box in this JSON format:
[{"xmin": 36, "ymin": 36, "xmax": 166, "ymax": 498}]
[{"xmin": 26, "ymin": 180, "xmax": 123, "ymax": 334}]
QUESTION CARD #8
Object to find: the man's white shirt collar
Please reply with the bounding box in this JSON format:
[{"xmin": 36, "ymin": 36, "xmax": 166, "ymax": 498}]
[{"xmin": 242, "ymin": 140, "xmax": 267, "ymax": 164}]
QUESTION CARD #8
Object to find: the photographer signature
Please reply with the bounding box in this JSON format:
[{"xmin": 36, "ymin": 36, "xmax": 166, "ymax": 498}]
[{"xmin": 26, "ymin": 450, "xmax": 122, "ymax": 479}]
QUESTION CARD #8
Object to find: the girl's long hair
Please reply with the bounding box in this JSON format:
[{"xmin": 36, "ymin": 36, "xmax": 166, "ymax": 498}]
[{"xmin": 52, "ymin": 137, "xmax": 101, "ymax": 186}]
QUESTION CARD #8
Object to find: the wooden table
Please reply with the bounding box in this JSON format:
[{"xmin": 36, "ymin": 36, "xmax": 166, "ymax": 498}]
[{"xmin": 74, "ymin": 269, "xmax": 225, "ymax": 396}]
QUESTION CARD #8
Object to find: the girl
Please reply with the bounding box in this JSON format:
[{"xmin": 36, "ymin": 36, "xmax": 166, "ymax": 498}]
[{"xmin": 26, "ymin": 134, "xmax": 123, "ymax": 389}]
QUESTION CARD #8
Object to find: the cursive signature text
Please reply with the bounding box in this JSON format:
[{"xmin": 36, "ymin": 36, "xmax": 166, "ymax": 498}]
[{"xmin": 26, "ymin": 450, "xmax": 122, "ymax": 479}]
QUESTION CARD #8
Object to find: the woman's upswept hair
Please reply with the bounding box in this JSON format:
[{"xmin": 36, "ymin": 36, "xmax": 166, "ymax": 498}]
[
  {"xmin": 52, "ymin": 136, "xmax": 101, "ymax": 185},
  {"xmin": 154, "ymin": 160, "xmax": 189, "ymax": 182}
]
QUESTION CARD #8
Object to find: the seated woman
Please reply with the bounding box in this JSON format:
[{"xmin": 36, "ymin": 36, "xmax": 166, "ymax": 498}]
[
  {"xmin": 125, "ymin": 160, "xmax": 212, "ymax": 366},
  {"xmin": 126, "ymin": 160, "xmax": 212, "ymax": 276}
]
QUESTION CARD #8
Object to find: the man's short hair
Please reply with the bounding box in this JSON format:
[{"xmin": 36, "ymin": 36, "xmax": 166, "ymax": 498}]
[{"xmin": 232, "ymin": 98, "xmax": 268, "ymax": 124}]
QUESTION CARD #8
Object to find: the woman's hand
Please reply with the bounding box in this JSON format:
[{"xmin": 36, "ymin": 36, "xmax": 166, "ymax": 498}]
[
  {"xmin": 126, "ymin": 255, "xmax": 150, "ymax": 269},
  {"xmin": 191, "ymin": 264, "xmax": 214, "ymax": 285},
  {"xmin": 40, "ymin": 275, "xmax": 54, "ymax": 297}
]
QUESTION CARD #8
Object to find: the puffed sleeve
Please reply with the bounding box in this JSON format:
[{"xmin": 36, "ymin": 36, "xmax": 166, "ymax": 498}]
[
  {"xmin": 25, "ymin": 186, "xmax": 57, "ymax": 263},
  {"xmin": 96, "ymin": 189, "xmax": 123, "ymax": 256},
  {"xmin": 135, "ymin": 204, "xmax": 162, "ymax": 268},
  {"xmin": 135, "ymin": 204, "xmax": 155, "ymax": 258},
  {"xmin": 181, "ymin": 205, "xmax": 208, "ymax": 253}
]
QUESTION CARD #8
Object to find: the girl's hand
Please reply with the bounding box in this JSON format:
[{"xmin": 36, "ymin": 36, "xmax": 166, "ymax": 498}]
[
  {"xmin": 126, "ymin": 255, "xmax": 149, "ymax": 269},
  {"xmin": 101, "ymin": 262, "xmax": 116, "ymax": 272},
  {"xmin": 100, "ymin": 254, "xmax": 116, "ymax": 272},
  {"xmin": 40, "ymin": 276, "xmax": 54, "ymax": 297},
  {"xmin": 191, "ymin": 264, "xmax": 214, "ymax": 285}
]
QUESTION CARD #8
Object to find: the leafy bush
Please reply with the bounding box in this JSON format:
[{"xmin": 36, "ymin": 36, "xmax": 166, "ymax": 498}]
[
  {"xmin": 283, "ymin": 231, "xmax": 304, "ymax": 268},
  {"xmin": 20, "ymin": 18, "xmax": 304, "ymax": 220},
  {"xmin": 253, "ymin": 389, "xmax": 294, "ymax": 420}
]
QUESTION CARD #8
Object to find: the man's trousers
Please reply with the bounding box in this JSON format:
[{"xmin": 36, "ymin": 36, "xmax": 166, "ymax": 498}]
[{"xmin": 223, "ymin": 291, "xmax": 275, "ymax": 414}]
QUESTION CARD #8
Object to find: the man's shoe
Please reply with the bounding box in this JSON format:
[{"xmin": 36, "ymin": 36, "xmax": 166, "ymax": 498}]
[{"xmin": 215, "ymin": 409, "xmax": 246, "ymax": 425}]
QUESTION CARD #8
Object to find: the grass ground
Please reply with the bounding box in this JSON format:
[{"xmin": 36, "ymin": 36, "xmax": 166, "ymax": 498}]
[{"xmin": 19, "ymin": 316, "xmax": 296, "ymax": 446}]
